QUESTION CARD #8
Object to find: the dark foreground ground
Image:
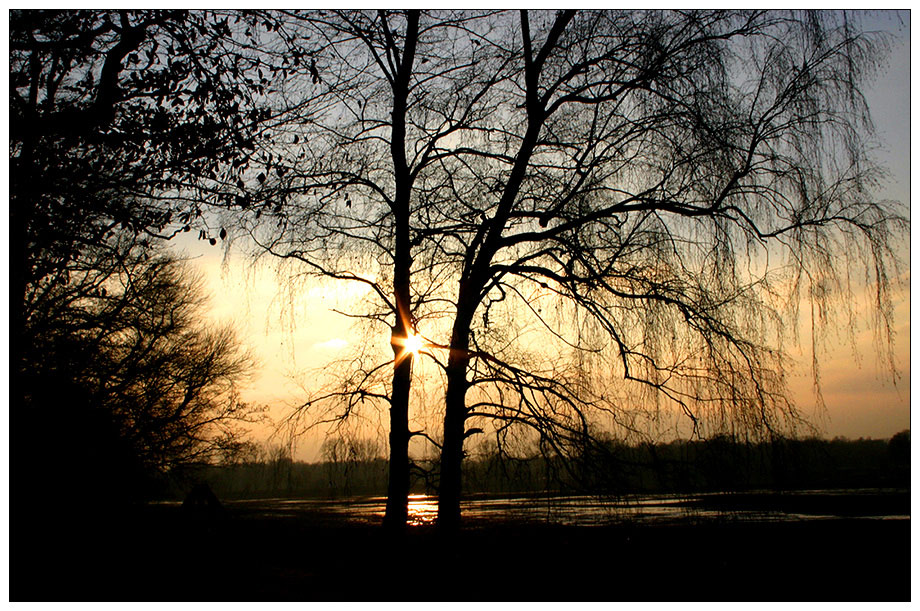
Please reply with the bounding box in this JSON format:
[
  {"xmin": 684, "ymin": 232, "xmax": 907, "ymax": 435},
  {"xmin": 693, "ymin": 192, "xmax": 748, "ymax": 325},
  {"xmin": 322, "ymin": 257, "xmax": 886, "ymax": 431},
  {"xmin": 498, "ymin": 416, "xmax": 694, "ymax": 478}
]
[{"xmin": 12, "ymin": 492, "xmax": 909, "ymax": 601}]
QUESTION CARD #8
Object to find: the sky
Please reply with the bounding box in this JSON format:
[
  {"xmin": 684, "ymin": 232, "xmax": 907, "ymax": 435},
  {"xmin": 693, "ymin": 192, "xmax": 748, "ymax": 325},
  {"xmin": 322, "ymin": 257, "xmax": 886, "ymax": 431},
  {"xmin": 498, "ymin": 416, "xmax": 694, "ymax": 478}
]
[{"xmin": 171, "ymin": 11, "xmax": 912, "ymax": 461}]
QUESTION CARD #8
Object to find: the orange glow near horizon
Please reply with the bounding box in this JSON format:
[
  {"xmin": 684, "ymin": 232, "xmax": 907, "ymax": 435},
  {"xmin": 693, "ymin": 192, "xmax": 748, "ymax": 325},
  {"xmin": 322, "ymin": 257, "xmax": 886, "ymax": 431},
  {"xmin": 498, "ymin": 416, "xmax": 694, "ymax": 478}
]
[{"xmin": 174, "ymin": 222, "xmax": 910, "ymax": 463}]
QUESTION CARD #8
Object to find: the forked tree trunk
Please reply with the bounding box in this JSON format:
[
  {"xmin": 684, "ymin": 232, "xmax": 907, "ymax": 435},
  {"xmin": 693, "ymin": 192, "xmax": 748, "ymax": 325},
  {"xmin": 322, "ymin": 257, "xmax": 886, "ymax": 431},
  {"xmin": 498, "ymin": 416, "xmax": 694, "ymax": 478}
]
[{"xmin": 435, "ymin": 15, "xmax": 554, "ymax": 528}]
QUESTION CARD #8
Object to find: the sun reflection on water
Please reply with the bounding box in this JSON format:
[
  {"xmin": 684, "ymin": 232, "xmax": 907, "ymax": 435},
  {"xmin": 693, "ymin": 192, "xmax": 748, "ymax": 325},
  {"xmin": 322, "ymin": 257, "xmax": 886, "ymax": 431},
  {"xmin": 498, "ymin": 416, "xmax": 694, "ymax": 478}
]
[{"xmin": 407, "ymin": 494, "xmax": 438, "ymax": 526}]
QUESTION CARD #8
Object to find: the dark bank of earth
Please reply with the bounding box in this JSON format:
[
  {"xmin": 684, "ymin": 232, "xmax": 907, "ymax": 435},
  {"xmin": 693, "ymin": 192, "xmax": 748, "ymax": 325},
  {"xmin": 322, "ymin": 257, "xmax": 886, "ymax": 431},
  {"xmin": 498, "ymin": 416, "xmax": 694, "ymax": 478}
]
[{"xmin": 13, "ymin": 493, "xmax": 909, "ymax": 602}]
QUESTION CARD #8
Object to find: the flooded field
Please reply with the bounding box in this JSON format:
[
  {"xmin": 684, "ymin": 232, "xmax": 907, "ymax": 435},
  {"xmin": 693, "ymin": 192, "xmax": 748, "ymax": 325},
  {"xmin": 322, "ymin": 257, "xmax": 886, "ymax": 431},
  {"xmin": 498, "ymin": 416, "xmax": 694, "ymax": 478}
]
[{"xmin": 216, "ymin": 488, "xmax": 909, "ymax": 527}]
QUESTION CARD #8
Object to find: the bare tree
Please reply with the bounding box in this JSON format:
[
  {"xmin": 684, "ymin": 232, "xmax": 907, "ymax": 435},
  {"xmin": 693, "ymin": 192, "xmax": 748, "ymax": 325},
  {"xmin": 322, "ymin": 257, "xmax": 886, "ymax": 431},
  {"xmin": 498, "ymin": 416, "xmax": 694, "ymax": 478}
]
[
  {"xmin": 27, "ymin": 237, "xmax": 261, "ymax": 464},
  {"xmin": 413, "ymin": 10, "xmax": 906, "ymax": 529},
  {"xmin": 221, "ymin": 10, "xmax": 903, "ymax": 530},
  {"xmin": 235, "ymin": 9, "xmax": 506, "ymax": 528},
  {"xmin": 18, "ymin": 233, "xmax": 262, "ymax": 508},
  {"xmin": 9, "ymin": 11, "xmax": 298, "ymax": 396}
]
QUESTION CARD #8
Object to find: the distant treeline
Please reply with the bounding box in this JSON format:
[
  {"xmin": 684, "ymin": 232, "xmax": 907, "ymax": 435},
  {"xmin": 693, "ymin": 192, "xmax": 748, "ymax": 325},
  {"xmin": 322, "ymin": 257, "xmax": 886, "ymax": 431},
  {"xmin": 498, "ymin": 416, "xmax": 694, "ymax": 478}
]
[{"xmin": 163, "ymin": 432, "xmax": 909, "ymax": 501}]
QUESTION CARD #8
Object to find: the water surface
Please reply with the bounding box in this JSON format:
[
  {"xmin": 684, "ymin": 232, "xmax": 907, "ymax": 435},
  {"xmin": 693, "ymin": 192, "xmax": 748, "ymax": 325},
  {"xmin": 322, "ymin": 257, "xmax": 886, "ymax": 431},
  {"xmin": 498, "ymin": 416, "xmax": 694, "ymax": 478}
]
[{"xmin": 218, "ymin": 489, "xmax": 908, "ymax": 527}]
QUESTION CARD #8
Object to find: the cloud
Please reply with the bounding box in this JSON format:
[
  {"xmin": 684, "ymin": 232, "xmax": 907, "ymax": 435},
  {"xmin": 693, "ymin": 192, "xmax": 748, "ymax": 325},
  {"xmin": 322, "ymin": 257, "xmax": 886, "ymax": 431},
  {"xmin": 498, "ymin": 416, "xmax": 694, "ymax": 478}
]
[{"xmin": 313, "ymin": 338, "xmax": 348, "ymax": 351}]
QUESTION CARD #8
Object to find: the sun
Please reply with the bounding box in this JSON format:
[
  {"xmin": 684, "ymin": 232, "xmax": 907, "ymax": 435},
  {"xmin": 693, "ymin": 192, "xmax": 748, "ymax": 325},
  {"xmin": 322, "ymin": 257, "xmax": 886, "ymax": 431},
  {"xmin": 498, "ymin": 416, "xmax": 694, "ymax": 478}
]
[{"xmin": 403, "ymin": 333, "xmax": 424, "ymax": 356}]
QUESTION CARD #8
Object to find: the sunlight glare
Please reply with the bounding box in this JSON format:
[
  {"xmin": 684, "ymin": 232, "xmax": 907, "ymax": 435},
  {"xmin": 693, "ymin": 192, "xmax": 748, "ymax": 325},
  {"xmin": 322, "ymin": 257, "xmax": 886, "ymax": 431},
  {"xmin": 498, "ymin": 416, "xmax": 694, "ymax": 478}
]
[{"xmin": 403, "ymin": 333, "xmax": 424, "ymax": 355}]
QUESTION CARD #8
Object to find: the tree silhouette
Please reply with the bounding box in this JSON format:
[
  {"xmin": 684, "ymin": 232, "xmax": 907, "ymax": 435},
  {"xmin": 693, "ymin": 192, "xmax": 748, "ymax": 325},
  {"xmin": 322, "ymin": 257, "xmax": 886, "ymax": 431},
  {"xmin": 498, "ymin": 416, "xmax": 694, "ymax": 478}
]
[
  {"xmin": 15, "ymin": 236, "xmax": 260, "ymax": 594},
  {"xmin": 10, "ymin": 10, "xmax": 281, "ymax": 521},
  {"xmin": 18, "ymin": 236, "xmax": 261, "ymax": 504},
  {"xmin": 409, "ymin": 10, "xmax": 905, "ymax": 529},
  {"xmin": 234, "ymin": 9, "xmax": 504, "ymax": 528},
  {"xmin": 10, "ymin": 9, "xmax": 277, "ymax": 395},
  {"xmin": 224, "ymin": 10, "xmax": 906, "ymax": 530},
  {"xmin": 20, "ymin": 10, "xmax": 902, "ymax": 534}
]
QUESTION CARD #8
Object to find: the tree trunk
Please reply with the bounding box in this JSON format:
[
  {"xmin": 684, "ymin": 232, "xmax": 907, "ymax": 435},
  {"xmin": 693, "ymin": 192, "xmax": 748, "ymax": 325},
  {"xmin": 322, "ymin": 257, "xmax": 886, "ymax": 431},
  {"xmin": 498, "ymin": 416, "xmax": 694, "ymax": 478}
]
[
  {"xmin": 382, "ymin": 204, "xmax": 413, "ymax": 530},
  {"xmin": 437, "ymin": 300, "xmax": 476, "ymax": 531},
  {"xmin": 438, "ymin": 356, "xmax": 469, "ymax": 531},
  {"xmin": 381, "ymin": 10, "xmax": 420, "ymax": 531},
  {"xmin": 383, "ymin": 344, "xmax": 412, "ymax": 529}
]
